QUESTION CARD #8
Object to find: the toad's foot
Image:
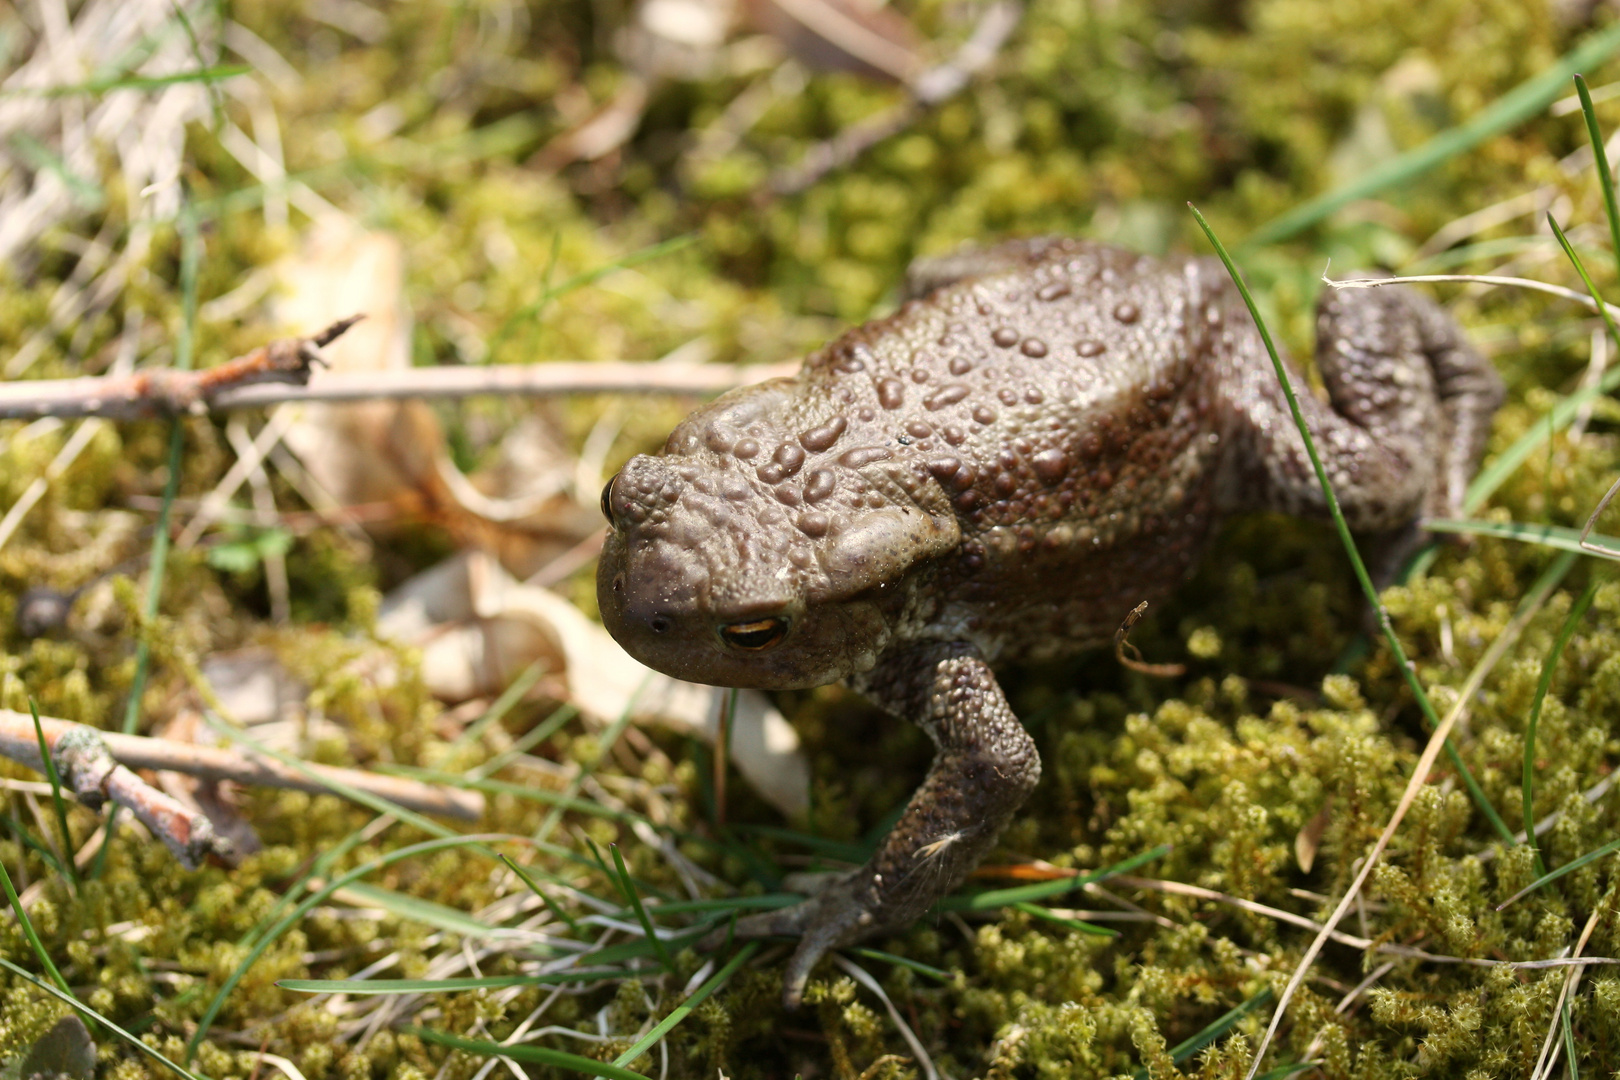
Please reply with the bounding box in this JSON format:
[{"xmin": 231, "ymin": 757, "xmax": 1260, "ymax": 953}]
[
  {"xmin": 698, "ymin": 869, "xmax": 877, "ymax": 1009},
  {"xmin": 703, "ymin": 643, "xmax": 1041, "ymax": 1009}
]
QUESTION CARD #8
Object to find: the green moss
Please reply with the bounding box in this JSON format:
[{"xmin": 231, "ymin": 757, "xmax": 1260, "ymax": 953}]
[{"xmin": 7, "ymin": 0, "xmax": 1620, "ymax": 1075}]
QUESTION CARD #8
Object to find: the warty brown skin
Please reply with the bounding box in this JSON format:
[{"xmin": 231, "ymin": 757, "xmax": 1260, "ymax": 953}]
[{"xmin": 596, "ymin": 237, "xmax": 1503, "ymax": 1007}]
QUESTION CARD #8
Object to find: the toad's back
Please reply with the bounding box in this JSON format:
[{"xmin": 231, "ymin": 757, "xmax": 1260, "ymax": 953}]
[{"xmin": 777, "ymin": 237, "xmax": 1233, "ymax": 660}]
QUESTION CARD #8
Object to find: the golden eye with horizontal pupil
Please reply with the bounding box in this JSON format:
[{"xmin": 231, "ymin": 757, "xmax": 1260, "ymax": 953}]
[
  {"xmin": 599, "ymin": 477, "xmax": 617, "ymax": 528},
  {"xmin": 720, "ymin": 617, "xmax": 789, "ymax": 651}
]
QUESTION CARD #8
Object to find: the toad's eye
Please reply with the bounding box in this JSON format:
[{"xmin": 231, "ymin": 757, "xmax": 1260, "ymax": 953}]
[
  {"xmin": 720, "ymin": 617, "xmax": 789, "ymax": 651},
  {"xmin": 600, "ymin": 476, "xmax": 618, "ymax": 528}
]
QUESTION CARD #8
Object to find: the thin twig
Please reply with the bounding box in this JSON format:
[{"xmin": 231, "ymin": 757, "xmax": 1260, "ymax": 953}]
[
  {"xmin": 0, "ymin": 712, "xmax": 230, "ymax": 869},
  {"xmin": 0, "ymin": 709, "xmax": 484, "ymax": 826},
  {"xmin": 0, "ymin": 357, "xmax": 797, "ymax": 419},
  {"xmin": 0, "ymin": 316, "xmax": 362, "ymax": 420}
]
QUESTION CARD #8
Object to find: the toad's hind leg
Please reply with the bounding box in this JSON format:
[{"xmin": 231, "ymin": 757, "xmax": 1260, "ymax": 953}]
[
  {"xmin": 1313, "ymin": 284, "xmax": 1504, "ymax": 523},
  {"xmin": 703, "ymin": 643, "xmax": 1040, "ymax": 1009},
  {"xmin": 1229, "ymin": 283, "xmax": 1502, "ymax": 540}
]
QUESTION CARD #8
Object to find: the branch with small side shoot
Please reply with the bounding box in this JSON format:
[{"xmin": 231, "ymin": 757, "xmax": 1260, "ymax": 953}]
[
  {"xmin": 0, "ymin": 709, "xmax": 485, "ymax": 869},
  {"xmin": 0, "ymin": 317, "xmax": 363, "ymax": 421},
  {"xmin": 0, "ymin": 326, "xmax": 797, "ymax": 420}
]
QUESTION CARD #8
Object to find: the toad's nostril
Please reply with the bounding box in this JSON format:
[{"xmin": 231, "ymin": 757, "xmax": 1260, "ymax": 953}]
[{"xmin": 650, "ymin": 615, "xmax": 672, "ymax": 634}]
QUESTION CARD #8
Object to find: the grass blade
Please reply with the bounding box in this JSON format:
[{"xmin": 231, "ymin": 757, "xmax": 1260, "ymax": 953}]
[
  {"xmin": 1563, "ymin": 995, "xmax": 1580, "ymax": 1080},
  {"xmin": 469, "ymin": 703, "xmax": 578, "ymax": 779},
  {"xmin": 487, "ymin": 235, "xmax": 697, "ymax": 359},
  {"xmin": 1497, "ymin": 836, "xmax": 1620, "ymax": 910},
  {"xmin": 3, "ymin": 64, "xmax": 250, "ymax": 97},
  {"xmin": 609, "ymin": 842, "xmax": 673, "ymax": 971},
  {"xmin": 586, "ymin": 926, "xmax": 712, "ymax": 967},
  {"xmin": 0, "ymin": 845, "xmax": 72, "ymax": 998},
  {"xmin": 1194, "ymin": 206, "xmax": 1433, "ymax": 716},
  {"xmin": 1011, "ymin": 900, "xmax": 1118, "ymax": 937},
  {"xmin": 3, "ymin": 815, "xmax": 68, "ymax": 879},
  {"xmin": 848, "ymin": 947, "xmax": 952, "ymax": 982},
  {"xmin": 646, "ymin": 894, "xmax": 800, "ymax": 916},
  {"xmin": 943, "ymin": 842, "xmax": 1172, "ymax": 910},
  {"xmin": 281, "ymin": 970, "xmax": 630, "ymax": 995},
  {"xmin": 0, "ymin": 957, "xmax": 201, "ymax": 1079},
  {"xmin": 536, "ymin": 698, "xmax": 640, "ymax": 846},
  {"xmin": 1462, "ymin": 363, "xmax": 1620, "ymax": 515},
  {"xmin": 1522, "ymin": 582, "xmax": 1598, "ymax": 876},
  {"xmin": 412, "ymin": 1026, "xmax": 650, "ymax": 1080},
  {"xmin": 94, "ymin": 202, "xmax": 202, "ymax": 878},
  {"xmin": 1548, "ymin": 214, "xmax": 1620, "ymax": 346},
  {"xmin": 7, "ymin": 133, "xmax": 104, "ymax": 208},
  {"xmin": 610, "ymin": 942, "xmax": 761, "ymax": 1069},
  {"xmin": 1133, "ymin": 988, "xmax": 1274, "ymax": 1078},
  {"xmin": 1447, "ymin": 554, "xmax": 1578, "ymax": 851},
  {"xmin": 501, "ymin": 853, "xmax": 587, "ymax": 935},
  {"xmin": 1190, "ymin": 204, "xmax": 1546, "ymax": 1078},
  {"xmin": 1195, "ymin": 204, "xmax": 1521, "ymax": 848},
  {"xmin": 329, "ymin": 880, "xmax": 516, "ymax": 939},
  {"xmin": 1243, "ymin": 20, "xmax": 1620, "ymax": 247},
  {"xmin": 185, "ymin": 833, "xmax": 524, "ymax": 1064},
  {"xmin": 28, "ymin": 700, "xmax": 77, "ymax": 888},
  {"xmin": 384, "ymin": 766, "xmax": 650, "ymax": 826},
  {"xmin": 1425, "ymin": 518, "xmax": 1620, "ymax": 559},
  {"xmin": 1575, "ymin": 74, "xmax": 1620, "ymax": 281},
  {"xmin": 450, "ymin": 659, "xmax": 553, "ymax": 751}
]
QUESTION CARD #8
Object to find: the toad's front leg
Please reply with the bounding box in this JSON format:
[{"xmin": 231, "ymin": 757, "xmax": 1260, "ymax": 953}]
[{"xmin": 710, "ymin": 643, "xmax": 1041, "ymax": 1009}]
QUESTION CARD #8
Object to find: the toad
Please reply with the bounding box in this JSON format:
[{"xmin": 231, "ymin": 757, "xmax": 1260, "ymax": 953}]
[{"xmin": 596, "ymin": 237, "xmax": 1501, "ymax": 1007}]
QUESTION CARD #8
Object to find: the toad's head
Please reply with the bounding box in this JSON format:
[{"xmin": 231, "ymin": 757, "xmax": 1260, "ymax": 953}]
[{"xmin": 595, "ymin": 382, "xmax": 959, "ymax": 689}]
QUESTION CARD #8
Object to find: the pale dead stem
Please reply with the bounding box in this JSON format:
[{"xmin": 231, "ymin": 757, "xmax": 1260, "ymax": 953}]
[
  {"xmin": 1, "ymin": 318, "xmax": 785, "ymax": 591},
  {"xmin": 0, "ymin": 307, "xmax": 142, "ymax": 555},
  {"xmin": 1531, "ymin": 906, "xmax": 1603, "ymax": 1080},
  {"xmin": 0, "ymin": 315, "xmax": 360, "ymax": 420},
  {"xmin": 1244, "ymin": 556, "xmax": 1570, "ymax": 1075},
  {"xmin": 1326, "ymin": 269, "xmax": 1620, "ymax": 320},
  {"xmin": 1113, "ymin": 875, "xmax": 1618, "ymax": 972},
  {"xmin": 0, "ymin": 354, "xmax": 798, "ymax": 421},
  {"xmin": 0, "ymin": 708, "xmax": 484, "ymax": 865},
  {"xmin": 834, "ymin": 954, "xmax": 939, "ymax": 1080},
  {"xmin": 1510, "ymin": 770, "xmax": 1619, "ymax": 851},
  {"xmin": 0, "ymin": 0, "xmax": 221, "ymax": 379}
]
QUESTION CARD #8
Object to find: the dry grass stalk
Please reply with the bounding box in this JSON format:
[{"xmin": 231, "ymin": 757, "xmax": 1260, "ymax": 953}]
[
  {"xmin": 1246, "ymin": 562, "xmax": 1566, "ymax": 1074},
  {"xmin": 0, "ymin": 708, "xmax": 485, "ymax": 828},
  {"xmin": 1, "ymin": 353, "xmax": 798, "ymax": 419}
]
